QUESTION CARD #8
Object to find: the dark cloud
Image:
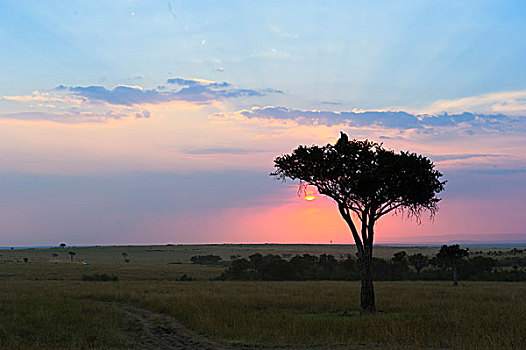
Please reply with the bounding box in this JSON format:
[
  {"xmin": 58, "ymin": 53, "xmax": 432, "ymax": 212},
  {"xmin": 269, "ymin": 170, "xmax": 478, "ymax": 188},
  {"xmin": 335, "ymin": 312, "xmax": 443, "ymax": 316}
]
[
  {"xmin": 235, "ymin": 106, "xmax": 526, "ymax": 133},
  {"xmin": 135, "ymin": 110, "xmax": 151, "ymax": 119},
  {"xmin": 430, "ymin": 154, "xmax": 506, "ymax": 162},
  {"xmin": 166, "ymin": 78, "xmax": 231, "ymax": 88},
  {"xmin": 468, "ymin": 168, "xmax": 526, "ymax": 175},
  {"xmin": 239, "ymin": 107, "xmax": 421, "ymax": 129},
  {"xmin": 321, "ymin": 101, "xmax": 343, "ymax": 106},
  {"xmin": 67, "ymin": 85, "xmax": 167, "ymax": 106},
  {"xmin": 60, "ymin": 78, "xmax": 281, "ymax": 106}
]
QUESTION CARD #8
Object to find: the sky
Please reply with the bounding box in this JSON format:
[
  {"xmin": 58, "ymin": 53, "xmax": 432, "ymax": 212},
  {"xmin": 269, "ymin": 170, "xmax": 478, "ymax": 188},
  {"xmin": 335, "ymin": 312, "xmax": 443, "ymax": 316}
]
[{"xmin": 1, "ymin": 0, "xmax": 525, "ymax": 246}]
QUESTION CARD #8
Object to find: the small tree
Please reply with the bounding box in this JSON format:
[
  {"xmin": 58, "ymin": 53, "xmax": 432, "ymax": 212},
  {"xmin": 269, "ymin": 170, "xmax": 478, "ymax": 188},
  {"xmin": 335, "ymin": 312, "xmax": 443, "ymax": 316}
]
[
  {"xmin": 271, "ymin": 132, "xmax": 445, "ymax": 314},
  {"xmin": 391, "ymin": 251, "xmax": 409, "ymax": 277},
  {"xmin": 68, "ymin": 251, "xmax": 76, "ymax": 262},
  {"xmin": 190, "ymin": 255, "xmax": 222, "ymax": 265},
  {"xmin": 408, "ymin": 253, "xmax": 429, "ymax": 274},
  {"xmin": 121, "ymin": 252, "xmax": 128, "ymax": 262},
  {"xmin": 436, "ymin": 244, "xmax": 469, "ymax": 286},
  {"xmin": 23, "ymin": 257, "xmax": 28, "ymax": 263},
  {"xmin": 59, "ymin": 243, "xmax": 66, "ymax": 249},
  {"xmin": 392, "ymin": 251, "xmax": 408, "ymax": 266}
]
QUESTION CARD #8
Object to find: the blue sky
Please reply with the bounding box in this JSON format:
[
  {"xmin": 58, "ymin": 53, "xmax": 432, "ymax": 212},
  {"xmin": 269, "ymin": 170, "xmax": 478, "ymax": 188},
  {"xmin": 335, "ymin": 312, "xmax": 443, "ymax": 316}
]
[
  {"xmin": 3, "ymin": 1, "xmax": 526, "ymax": 107},
  {"xmin": 1, "ymin": 1, "xmax": 525, "ymax": 245}
]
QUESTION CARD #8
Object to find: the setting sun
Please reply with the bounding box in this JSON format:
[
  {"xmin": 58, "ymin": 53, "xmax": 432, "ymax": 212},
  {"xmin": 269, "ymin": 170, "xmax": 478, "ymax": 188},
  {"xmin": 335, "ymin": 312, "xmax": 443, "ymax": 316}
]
[{"xmin": 305, "ymin": 195, "xmax": 316, "ymax": 201}]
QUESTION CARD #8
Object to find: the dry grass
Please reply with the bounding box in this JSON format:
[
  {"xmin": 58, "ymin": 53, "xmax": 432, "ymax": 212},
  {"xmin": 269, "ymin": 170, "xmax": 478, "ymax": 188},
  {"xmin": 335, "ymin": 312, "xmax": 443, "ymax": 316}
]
[
  {"xmin": 1, "ymin": 245, "xmax": 525, "ymax": 349},
  {"xmin": 0, "ymin": 283, "xmax": 130, "ymax": 350},
  {"xmin": 2, "ymin": 279, "xmax": 524, "ymax": 349},
  {"xmin": 116, "ymin": 281, "xmax": 526, "ymax": 349}
]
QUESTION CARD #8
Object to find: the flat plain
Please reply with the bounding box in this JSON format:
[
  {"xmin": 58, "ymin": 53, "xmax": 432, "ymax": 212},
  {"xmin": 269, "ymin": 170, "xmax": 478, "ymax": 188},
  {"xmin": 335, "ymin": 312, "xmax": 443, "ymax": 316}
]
[{"xmin": 1, "ymin": 244, "xmax": 525, "ymax": 350}]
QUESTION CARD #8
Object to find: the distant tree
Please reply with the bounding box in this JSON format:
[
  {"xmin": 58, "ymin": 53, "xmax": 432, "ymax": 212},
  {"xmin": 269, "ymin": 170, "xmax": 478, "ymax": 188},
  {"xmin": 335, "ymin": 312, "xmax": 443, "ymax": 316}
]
[
  {"xmin": 121, "ymin": 252, "xmax": 128, "ymax": 262},
  {"xmin": 23, "ymin": 257, "xmax": 28, "ymax": 263},
  {"xmin": 59, "ymin": 243, "xmax": 66, "ymax": 248},
  {"xmin": 68, "ymin": 251, "xmax": 76, "ymax": 262},
  {"xmin": 436, "ymin": 244, "xmax": 469, "ymax": 286},
  {"xmin": 391, "ymin": 251, "xmax": 409, "ymax": 277},
  {"xmin": 190, "ymin": 255, "xmax": 222, "ymax": 265},
  {"xmin": 408, "ymin": 253, "xmax": 429, "ymax": 274},
  {"xmin": 271, "ymin": 132, "xmax": 445, "ymax": 314},
  {"xmin": 392, "ymin": 251, "xmax": 408, "ymax": 266}
]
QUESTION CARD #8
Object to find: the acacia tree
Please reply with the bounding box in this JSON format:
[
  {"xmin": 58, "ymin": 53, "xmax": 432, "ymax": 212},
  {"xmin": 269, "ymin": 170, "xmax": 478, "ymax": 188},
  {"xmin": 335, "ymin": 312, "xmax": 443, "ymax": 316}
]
[
  {"xmin": 436, "ymin": 244, "xmax": 469, "ymax": 286},
  {"xmin": 408, "ymin": 253, "xmax": 429, "ymax": 274},
  {"xmin": 271, "ymin": 132, "xmax": 445, "ymax": 314}
]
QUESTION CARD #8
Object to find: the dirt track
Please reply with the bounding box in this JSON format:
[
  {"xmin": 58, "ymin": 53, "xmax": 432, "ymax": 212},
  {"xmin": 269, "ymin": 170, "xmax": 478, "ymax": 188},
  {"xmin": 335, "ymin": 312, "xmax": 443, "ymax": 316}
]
[{"xmin": 120, "ymin": 305, "xmax": 376, "ymax": 350}]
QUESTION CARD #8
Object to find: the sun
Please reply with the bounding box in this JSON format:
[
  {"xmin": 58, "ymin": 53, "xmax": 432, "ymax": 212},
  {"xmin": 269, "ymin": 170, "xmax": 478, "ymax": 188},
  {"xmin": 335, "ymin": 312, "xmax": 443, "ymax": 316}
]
[{"xmin": 305, "ymin": 195, "xmax": 316, "ymax": 201}]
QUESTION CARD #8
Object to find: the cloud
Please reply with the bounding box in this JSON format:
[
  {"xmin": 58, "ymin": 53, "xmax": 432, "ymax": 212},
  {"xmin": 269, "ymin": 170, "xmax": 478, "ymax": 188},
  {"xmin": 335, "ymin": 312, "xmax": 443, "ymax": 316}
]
[
  {"xmin": 214, "ymin": 106, "xmax": 526, "ymax": 135},
  {"xmin": 430, "ymin": 154, "xmax": 505, "ymax": 162},
  {"xmin": 468, "ymin": 168, "xmax": 526, "ymax": 175},
  {"xmin": 0, "ymin": 77, "xmax": 284, "ymax": 124},
  {"xmin": 320, "ymin": 101, "xmax": 342, "ymax": 106},
  {"xmin": 418, "ymin": 89, "xmax": 526, "ymax": 116},
  {"xmin": 135, "ymin": 110, "xmax": 151, "ymax": 119},
  {"xmin": 166, "ymin": 78, "xmax": 230, "ymax": 88},
  {"xmin": 182, "ymin": 148, "xmax": 265, "ymax": 155},
  {"xmin": 2, "ymin": 91, "xmax": 84, "ymax": 104},
  {"xmin": 60, "ymin": 78, "xmax": 282, "ymax": 106},
  {"xmin": 0, "ymin": 111, "xmax": 126, "ymax": 123},
  {"xmin": 269, "ymin": 25, "xmax": 299, "ymax": 39}
]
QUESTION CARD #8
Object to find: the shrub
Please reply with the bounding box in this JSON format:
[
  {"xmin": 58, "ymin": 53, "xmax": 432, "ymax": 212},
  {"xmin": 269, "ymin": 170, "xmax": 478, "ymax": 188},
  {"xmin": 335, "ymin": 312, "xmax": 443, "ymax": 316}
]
[{"xmin": 190, "ymin": 255, "xmax": 222, "ymax": 265}]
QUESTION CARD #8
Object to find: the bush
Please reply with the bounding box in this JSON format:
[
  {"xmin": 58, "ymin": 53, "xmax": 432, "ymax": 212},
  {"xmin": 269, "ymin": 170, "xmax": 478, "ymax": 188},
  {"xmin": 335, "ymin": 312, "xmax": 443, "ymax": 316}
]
[{"xmin": 190, "ymin": 255, "xmax": 222, "ymax": 265}]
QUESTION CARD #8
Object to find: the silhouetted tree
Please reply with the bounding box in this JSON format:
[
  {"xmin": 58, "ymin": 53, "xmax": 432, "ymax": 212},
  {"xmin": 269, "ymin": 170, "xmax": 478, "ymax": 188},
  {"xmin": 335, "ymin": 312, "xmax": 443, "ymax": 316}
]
[
  {"xmin": 121, "ymin": 252, "xmax": 128, "ymax": 262},
  {"xmin": 190, "ymin": 255, "xmax": 222, "ymax": 265},
  {"xmin": 391, "ymin": 251, "xmax": 409, "ymax": 277},
  {"xmin": 68, "ymin": 251, "xmax": 76, "ymax": 262},
  {"xmin": 59, "ymin": 243, "xmax": 66, "ymax": 249},
  {"xmin": 392, "ymin": 251, "xmax": 408, "ymax": 266},
  {"xmin": 408, "ymin": 253, "xmax": 429, "ymax": 274},
  {"xmin": 436, "ymin": 244, "xmax": 469, "ymax": 286},
  {"xmin": 271, "ymin": 132, "xmax": 445, "ymax": 314},
  {"xmin": 23, "ymin": 257, "xmax": 28, "ymax": 263}
]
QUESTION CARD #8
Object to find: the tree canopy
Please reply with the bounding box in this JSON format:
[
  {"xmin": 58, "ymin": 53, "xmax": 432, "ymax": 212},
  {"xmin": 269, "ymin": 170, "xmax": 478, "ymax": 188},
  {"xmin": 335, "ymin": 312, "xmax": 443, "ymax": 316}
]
[
  {"xmin": 271, "ymin": 132, "xmax": 445, "ymax": 257},
  {"xmin": 436, "ymin": 244, "xmax": 469, "ymax": 286}
]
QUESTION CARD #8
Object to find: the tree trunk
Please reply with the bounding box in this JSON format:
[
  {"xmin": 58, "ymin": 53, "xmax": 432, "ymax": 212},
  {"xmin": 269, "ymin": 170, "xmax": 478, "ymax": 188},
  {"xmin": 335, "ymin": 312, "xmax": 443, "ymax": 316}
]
[
  {"xmin": 360, "ymin": 248, "xmax": 376, "ymax": 314},
  {"xmin": 453, "ymin": 264, "xmax": 458, "ymax": 287}
]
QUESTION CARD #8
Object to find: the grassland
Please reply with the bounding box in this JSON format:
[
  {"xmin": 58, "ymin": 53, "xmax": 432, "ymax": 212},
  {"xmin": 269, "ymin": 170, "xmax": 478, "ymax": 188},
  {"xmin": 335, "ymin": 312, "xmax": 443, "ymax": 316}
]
[{"xmin": 1, "ymin": 245, "xmax": 525, "ymax": 349}]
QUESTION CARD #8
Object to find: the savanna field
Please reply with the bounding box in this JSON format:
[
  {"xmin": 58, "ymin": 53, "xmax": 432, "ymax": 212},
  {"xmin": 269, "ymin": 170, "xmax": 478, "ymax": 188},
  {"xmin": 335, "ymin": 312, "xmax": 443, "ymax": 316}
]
[{"xmin": 1, "ymin": 245, "xmax": 525, "ymax": 350}]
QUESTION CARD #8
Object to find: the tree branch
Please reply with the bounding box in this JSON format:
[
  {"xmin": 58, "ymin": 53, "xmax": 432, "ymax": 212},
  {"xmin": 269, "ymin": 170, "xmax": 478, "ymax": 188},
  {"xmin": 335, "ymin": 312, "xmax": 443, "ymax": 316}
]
[
  {"xmin": 338, "ymin": 203, "xmax": 364, "ymax": 258},
  {"xmin": 377, "ymin": 202, "xmax": 404, "ymax": 218}
]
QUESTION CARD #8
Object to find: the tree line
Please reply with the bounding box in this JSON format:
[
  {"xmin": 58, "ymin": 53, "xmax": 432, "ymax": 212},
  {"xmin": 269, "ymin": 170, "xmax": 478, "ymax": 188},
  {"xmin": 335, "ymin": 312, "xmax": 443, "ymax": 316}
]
[{"xmin": 217, "ymin": 245, "xmax": 526, "ymax": 283}]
